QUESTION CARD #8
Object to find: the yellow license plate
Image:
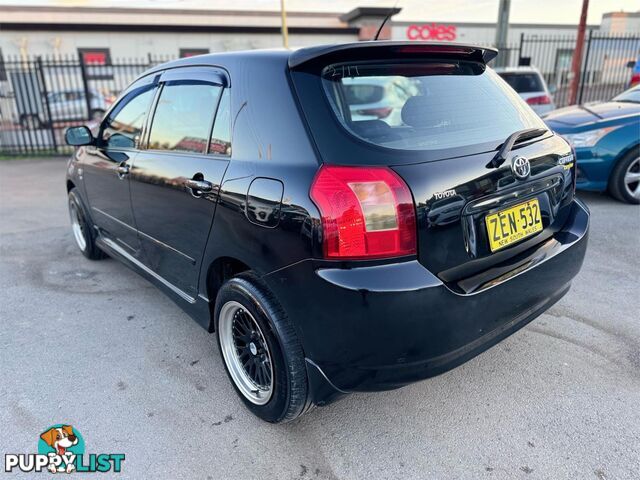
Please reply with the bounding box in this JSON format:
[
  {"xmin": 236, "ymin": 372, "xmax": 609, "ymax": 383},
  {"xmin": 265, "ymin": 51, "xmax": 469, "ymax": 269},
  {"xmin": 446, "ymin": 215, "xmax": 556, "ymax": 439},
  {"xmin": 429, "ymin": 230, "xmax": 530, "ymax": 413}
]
[{"xmin": 485, "ymin": 199, "xmax": 542, "ymax": 252}]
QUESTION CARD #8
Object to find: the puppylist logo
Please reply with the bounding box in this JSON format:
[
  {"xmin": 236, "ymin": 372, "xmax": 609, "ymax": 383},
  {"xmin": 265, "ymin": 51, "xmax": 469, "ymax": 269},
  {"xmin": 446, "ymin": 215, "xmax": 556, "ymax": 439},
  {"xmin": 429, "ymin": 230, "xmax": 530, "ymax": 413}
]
[{"xmin": 4, "ymin": 424, "xmax": 125, "ymax": 474}]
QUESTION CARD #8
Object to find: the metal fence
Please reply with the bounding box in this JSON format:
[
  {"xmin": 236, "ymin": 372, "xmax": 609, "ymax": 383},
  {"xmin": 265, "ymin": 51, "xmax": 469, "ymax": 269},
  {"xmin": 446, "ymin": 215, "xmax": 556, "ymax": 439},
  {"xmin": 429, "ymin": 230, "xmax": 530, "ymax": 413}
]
[
  {"xmin": 579, "ymin": 32, "xmax": 640, "ymax": 103},
  {"xmin": 487, "ymin": 43, "xmax": 521, "ymax": 69},
  {"xmin": 517, "ymin": 32, "xmax": 640, "ymax": 107},
  {"xmin": 0, "ymin": 32, "xmax": 638, "ymax": 156},
  {"xmin": 0, "ymin": 55, "xmax": 171, "ymax": 155}
]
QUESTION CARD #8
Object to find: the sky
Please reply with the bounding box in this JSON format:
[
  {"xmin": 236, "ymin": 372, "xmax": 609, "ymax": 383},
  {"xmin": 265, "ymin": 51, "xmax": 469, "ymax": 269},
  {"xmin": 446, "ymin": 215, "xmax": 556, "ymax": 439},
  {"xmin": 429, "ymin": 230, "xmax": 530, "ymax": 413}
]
[{"xmin": 1, "ymin": 0, "xmax": 638, "ymax": 25}]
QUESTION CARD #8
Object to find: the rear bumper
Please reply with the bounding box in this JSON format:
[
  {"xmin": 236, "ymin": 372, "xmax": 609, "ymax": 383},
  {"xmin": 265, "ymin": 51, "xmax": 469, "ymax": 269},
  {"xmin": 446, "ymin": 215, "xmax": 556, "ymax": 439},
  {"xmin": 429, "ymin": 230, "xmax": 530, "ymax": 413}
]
[{"xmin": 263, "ymin": 199, "xmax": 589, "ymax": 405}]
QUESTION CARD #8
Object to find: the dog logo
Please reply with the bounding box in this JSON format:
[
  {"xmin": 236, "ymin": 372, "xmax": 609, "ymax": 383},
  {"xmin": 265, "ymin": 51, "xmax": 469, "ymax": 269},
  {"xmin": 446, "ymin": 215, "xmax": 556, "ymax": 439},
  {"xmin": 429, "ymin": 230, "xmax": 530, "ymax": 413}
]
[
  {"xmin": 4, "ymin": 424, "xmax": 125, "ymax": 474},
  {"xmin": 511, "ymin": 155, "xmax": 531, "ymax": 180},
  {"xmin": 39, "ymin": 425, "xmax": 80, "ymax": 473}
]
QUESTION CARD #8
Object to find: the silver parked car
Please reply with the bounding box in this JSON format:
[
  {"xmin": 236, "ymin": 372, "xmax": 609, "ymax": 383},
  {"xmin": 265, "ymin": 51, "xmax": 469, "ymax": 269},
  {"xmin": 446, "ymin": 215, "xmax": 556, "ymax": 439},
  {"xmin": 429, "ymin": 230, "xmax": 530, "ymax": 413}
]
[
  {"xmin": 494, "ymin": 66, "xmax": 556, "ymax": 116},
  {"xmin": 47, "ymin": 89, "xmax": 109, "ymax": 122},
  {"xmin": 19, "ymin": 88, "xmax": 109, "ymax": 128}
]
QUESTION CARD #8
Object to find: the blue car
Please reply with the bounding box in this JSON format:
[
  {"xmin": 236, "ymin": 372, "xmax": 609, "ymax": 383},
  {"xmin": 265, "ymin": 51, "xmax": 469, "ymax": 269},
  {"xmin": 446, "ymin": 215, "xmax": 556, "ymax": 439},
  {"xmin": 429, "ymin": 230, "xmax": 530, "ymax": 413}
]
[{"xmin": 545, "ymin": 85, "xmax": 640, "ymax": 204}]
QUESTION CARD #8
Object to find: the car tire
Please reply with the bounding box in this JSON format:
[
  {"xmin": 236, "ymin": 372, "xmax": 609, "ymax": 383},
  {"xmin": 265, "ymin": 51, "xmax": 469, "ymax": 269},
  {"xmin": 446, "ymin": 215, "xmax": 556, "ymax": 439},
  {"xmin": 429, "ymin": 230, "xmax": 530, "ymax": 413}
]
[
  {"xmin": 68, "ymin": 188, "xmax": 107, "ymax": 260},
  {"xmin": 608, "ymin": 148, "xmax": 640, "ymax": 204},
  {"xmin": 215, "ymin": 272, "xmax": 312, "ymax": 423}
]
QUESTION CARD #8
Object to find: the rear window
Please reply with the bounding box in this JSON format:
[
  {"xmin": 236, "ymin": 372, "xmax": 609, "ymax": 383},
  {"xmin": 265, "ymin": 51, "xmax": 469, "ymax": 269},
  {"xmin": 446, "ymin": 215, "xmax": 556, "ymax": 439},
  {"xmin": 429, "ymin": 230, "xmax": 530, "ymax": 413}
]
[
  {"xmin": 321, "ymin": 62, "xmax": 544, "ymax": 152},
  {"xmin": 497, "ymin": 72, "xmax": 544, "ymax": 93}
]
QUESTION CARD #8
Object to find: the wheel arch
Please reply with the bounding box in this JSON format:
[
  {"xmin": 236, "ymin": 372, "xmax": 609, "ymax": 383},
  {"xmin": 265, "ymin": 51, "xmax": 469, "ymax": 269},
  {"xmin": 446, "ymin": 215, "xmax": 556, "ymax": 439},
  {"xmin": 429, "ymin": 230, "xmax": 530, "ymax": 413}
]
[
  {"xmin": 205, "ymin": 256, "xmax": 251, "ymax": 331},
  {"xmin": 608, "ymin": 141, "xmax": 640, "ymax": 203},
  {"xmin": 608, "ymin": 141, "xmax": 640, "ymax": 180}
]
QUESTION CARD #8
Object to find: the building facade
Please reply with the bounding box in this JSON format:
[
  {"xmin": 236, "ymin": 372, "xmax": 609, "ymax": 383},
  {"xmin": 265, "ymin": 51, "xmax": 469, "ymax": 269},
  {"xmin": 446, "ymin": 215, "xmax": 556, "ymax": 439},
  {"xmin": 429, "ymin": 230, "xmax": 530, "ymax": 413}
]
[
  {"xmin": 0, "ymin": 6, "xmax": 640, "ymax": 62},
  {"xmin": 1, "ymin": 5, "xmax": 639, "ymax": 63},
  {"xmin": 0, "ymin": 5, "xmax": 361, "ymax": 61}
]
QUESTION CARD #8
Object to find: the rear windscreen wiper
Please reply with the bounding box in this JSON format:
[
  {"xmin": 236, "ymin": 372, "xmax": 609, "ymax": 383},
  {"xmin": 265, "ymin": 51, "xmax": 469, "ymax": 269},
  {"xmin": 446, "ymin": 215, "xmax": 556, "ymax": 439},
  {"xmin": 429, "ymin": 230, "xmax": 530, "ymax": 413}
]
[{"xmin": 488, "ymin": 127, "xmax": 548, "ymax": 168}]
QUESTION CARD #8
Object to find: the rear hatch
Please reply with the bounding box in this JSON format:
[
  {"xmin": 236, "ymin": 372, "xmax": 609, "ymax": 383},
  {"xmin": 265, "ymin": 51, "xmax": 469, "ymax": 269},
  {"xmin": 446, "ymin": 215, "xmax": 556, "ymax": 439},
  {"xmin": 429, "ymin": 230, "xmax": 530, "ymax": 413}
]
[{"xmin": 290, "ymin": 42, "xmax": 576, "ymax": 291}]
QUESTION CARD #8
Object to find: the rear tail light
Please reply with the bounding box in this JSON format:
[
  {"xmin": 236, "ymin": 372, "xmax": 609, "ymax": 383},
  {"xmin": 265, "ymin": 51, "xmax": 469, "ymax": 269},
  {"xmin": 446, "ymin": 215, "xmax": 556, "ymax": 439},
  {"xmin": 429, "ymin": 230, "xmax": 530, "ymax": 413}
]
[
  {"xmin": 526, "ymin": 95, "xmax": 552, "ymax": 105},
  {"xmin": 630, "ymin": 73, "xmax": 640, "ymax": 87},
  {"xmin": 310, "ymin": 165, "xmax": 417, "ymax": 260},
  {"xmin": 355, "ymin": 106, "xmax": 393, "ymax": 118}
]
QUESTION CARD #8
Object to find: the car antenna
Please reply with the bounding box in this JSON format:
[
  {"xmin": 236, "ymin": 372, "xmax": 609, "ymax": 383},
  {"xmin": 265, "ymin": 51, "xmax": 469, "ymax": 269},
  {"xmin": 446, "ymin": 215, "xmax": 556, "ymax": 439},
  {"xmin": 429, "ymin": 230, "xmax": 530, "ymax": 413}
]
[{"xmin": 373, "ymin": 2, "xmax": 400, "ymax": 41}]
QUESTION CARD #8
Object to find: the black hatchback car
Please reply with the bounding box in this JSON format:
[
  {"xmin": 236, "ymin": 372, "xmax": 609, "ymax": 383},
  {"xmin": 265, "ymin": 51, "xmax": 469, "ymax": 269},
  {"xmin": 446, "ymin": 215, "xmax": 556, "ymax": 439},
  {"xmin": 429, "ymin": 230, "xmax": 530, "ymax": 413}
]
[{"xmin": 65, "ymin": 42, "xmax": 589, "ymax": 423}]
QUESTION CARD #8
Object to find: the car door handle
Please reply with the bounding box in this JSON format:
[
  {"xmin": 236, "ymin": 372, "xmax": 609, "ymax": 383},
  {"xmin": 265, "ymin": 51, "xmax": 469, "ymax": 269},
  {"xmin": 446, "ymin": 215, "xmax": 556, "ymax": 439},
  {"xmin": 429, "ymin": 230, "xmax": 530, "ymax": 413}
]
[
  {"xmin": 116, "ymin": 164, "xmax": 130, "ymax": 176},
  {"xmin": 185, "ymin": 179, "xmax": 213, "ymax": 193}
]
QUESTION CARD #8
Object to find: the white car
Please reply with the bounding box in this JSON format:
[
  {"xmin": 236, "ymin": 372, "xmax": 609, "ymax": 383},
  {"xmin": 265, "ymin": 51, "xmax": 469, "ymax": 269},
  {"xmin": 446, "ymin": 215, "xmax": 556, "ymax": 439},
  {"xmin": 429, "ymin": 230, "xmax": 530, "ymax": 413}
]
[
  {"xmin": 342, "ymin": 76, "xmax": 419, "ymax": 126},
  {"xmin": 494, "ymin": 66, "xmax": 556, "ymax": 116}
]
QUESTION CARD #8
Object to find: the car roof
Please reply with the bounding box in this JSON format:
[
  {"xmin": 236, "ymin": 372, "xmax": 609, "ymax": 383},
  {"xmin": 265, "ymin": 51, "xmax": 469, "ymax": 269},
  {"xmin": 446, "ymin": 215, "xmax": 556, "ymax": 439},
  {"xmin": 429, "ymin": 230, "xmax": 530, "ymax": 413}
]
[
  {"xmin": 493, "ymin": 66, "xmax": 541, "ymax": 74},
  {"xmin": 142, "ymin": 49, "xmax": 292, "ymax": 78}
]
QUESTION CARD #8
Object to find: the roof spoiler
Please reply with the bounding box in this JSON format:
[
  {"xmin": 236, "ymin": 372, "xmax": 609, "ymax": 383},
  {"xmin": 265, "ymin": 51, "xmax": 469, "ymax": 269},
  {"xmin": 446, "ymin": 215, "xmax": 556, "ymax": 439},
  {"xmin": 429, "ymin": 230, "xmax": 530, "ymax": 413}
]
[{"xmin": 289, "ymin": 41, "xmax": 498, "ymax": 69}]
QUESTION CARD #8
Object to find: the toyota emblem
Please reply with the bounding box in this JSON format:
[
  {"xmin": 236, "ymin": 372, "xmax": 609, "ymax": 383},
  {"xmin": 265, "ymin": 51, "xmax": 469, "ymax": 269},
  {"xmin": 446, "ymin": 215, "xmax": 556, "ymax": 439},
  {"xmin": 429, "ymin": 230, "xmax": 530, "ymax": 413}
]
[{"xmin": 511, "ymin": 156, "xmax": 531, "ymax": 180}]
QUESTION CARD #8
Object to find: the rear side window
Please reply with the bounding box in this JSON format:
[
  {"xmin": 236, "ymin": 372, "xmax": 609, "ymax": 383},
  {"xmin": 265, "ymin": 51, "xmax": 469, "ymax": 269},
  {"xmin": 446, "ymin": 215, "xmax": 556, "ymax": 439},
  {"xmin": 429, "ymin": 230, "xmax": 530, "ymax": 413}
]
[
  {"xmin": 148, "ymin": 82, "xmax": 221, "ymax": 154},
  {"xmin": 498, "ymin": 72, "xmax": 544, "ymax": 93},
  {"xmin": 321, "ymin": 62, "xmax": 544, "ymax": 152}
]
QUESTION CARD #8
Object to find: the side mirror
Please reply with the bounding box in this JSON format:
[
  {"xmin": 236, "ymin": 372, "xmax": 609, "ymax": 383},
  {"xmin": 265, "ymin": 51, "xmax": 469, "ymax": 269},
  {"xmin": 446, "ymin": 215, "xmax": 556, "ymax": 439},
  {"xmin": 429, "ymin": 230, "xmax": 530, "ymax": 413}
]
[
  {"xmin": 65, "ymin": 126, "xmax": 94, "ymax": 146},
  {"xmin": 548, "ymin": 85, "xmax": 557, "ymax": 94}
]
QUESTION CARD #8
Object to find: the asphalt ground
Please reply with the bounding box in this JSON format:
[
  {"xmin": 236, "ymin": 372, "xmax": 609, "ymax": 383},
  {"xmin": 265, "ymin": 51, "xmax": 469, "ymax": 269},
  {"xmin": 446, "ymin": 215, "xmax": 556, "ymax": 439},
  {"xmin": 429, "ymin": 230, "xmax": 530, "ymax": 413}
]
[{"xmin": 1, "ymin": 158, "xmax": 639, "ymax": 479}]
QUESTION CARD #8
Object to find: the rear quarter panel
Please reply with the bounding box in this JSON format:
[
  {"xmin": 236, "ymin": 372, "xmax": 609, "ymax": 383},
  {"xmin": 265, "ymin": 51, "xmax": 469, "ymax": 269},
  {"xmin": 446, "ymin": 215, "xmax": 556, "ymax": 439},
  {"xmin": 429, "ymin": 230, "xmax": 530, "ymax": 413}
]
[{"xmin": 197, "ymin": 54, "xmax": 322, "ymax": 301}]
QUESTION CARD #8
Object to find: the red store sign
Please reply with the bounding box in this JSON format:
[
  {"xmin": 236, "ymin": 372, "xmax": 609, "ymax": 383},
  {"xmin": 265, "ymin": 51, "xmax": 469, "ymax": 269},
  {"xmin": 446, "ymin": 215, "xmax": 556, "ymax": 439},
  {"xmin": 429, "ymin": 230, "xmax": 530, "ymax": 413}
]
[{"xmin": 407, "ymin": 23, "xmax": 457, "ymax": 41}]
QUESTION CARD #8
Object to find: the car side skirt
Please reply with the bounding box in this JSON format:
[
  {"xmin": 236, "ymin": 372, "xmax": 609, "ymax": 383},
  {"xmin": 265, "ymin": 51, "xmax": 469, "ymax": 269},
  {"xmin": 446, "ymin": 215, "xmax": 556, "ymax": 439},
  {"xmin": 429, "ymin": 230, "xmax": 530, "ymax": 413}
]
[{"xmin": 95, "ymin": 234, "xmax": 212, "ymax": 330}]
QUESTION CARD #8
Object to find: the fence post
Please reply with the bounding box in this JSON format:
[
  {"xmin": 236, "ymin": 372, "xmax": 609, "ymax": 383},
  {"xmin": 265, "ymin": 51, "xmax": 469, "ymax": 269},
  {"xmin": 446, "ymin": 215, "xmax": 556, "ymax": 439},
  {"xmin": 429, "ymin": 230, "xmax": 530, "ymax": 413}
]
[
  {"xmin": 35, "ymin": 56, "xmax": 58, "ymax": 153},
  {"xmin": 78, "ymin": 54, "xmax": 93, "ymax": 121},
  {"xmin": 518, "ymin": 32, "xmax": 524, "ymax": 66},
  {"xmin": 578, "ymin": 29, "xmax": 594, "ymax": 104}
]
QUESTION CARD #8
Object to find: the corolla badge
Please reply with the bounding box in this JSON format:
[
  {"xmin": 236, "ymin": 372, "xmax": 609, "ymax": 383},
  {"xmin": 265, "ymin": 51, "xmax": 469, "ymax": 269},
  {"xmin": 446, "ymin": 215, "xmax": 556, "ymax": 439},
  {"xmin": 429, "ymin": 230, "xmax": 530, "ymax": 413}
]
[
  {"xmin": 558, "ymin": 153, "xmax": 574, "ymax": 165},
  {"xmin": 558, "ymin": 153, "xmax": 575, "ymax": 170},
  {"xmin": 511, "ymin": 155, "xmax": 531, "ymax": 180}
]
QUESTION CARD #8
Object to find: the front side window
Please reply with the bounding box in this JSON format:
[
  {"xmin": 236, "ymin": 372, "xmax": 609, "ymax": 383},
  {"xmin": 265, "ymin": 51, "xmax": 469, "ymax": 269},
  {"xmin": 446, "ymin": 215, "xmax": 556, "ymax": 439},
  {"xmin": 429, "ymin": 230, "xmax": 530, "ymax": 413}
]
[
  {"xmin": 102, "ymin": 86, "xmax": 155, "ymax": 149},
  {"xmin": 322, "ymin": 62, "xmax": 545, "ymax": 152},
  {"xmin": 209, "ymin": 89, "xmax": 231, "ymax": 156},
  {"xmin": 148, "ymin": 82, "xmax": 221, "ymax": 154}
]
